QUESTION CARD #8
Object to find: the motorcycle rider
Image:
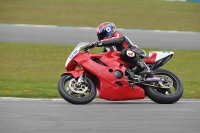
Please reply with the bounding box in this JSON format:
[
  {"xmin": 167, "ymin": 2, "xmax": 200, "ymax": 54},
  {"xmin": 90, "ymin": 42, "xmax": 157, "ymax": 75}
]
[{"xmin": 86, "ymin": 22, "xmax": 153, "ymax": 78}]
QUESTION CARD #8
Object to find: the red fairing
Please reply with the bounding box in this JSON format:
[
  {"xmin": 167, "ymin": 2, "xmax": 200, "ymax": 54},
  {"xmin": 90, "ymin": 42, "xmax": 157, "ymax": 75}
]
[
  {"xmin": 143, "ymin": 52, "xmax": 157, "ymax": 64},
  {"xmin": 65, "ymin": 53, "xmax": 84, "ymax": 71},
  {"xmin": 96, "ymin": 68, "xmax": 145, "ymax": 100},
  {"xmin": 65, "ymin": 51, "xmax": 145, "ymax": 100},
  {"xmin": 98, "ymin": 82, "xmax": 145, "ymax": 101},
  {"xmin": 96, "ymin": 51, "xmax": 145, "ymax": 100},
  {"xmin": 62, "ymin": 69, "xmax": 84, "ymax": 79}
]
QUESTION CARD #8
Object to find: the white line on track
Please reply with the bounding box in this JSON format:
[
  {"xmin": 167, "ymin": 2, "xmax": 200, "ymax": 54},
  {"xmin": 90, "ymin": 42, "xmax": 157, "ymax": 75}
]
[
  {"xmin": 0, "ymin": 23, "xmax": 199, "ymax": 34},
  {"xmin": 1, "ymin": 97, "xmax": 200, "ymax": 103}
]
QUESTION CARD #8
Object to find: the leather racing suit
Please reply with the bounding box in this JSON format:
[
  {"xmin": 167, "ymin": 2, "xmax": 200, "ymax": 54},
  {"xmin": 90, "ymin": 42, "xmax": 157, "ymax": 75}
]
[{"xmin": 99, "ymin": 31, "xmax": 146, "ymax": 66}]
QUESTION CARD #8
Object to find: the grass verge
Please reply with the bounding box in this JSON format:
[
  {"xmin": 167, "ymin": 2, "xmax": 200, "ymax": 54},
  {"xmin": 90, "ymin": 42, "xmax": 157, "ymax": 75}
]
[
  {"xmin": 0, "ymin": 42, "xmax": 199, "ymax": 98},
  {"xmin": 0, "ymin": 0, "xmax": 200, "ymax": 31}
]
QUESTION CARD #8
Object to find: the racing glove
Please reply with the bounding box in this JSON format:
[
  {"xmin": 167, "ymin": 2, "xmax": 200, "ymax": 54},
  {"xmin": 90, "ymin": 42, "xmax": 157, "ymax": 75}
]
[
  {"xmin": 86, "ymin": 42, "xmax": 98, "ymax": 49},
  {"xmin": 86, "ymin": 41, "xmax": 103, "ymax": 49}
]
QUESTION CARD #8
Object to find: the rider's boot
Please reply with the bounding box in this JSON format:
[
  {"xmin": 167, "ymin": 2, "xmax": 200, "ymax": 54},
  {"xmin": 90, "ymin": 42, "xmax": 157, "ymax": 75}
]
[
  {"xmin": 139, "ymin": 69, "xmax": 154, "ymax": 77},
  {"xmin": 137, "ymin": 60, "xmax": 154, "ymax": 77}
]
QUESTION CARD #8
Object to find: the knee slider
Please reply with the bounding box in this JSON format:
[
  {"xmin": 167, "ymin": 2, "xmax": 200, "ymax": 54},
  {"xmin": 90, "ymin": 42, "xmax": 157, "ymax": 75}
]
[{"xmin": 126, "ymin": 50, "xmax": 135, "ymax": 58}]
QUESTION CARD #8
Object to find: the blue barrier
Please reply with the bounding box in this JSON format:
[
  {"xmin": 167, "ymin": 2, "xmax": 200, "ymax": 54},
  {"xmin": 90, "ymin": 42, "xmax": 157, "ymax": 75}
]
[
  {"xmin": 187, "ymin": 0, "xmax": 200, "ymax": 2},
  {"xmin": 166, "ymin": 0, "xmax": 200, "ymax": 2}
]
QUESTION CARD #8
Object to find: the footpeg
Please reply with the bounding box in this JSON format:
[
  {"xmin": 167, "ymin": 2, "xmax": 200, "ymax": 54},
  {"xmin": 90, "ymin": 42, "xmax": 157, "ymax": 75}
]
[{"xmin": 125, "ymin": 68, "xmax": 135, "ymax": 79}]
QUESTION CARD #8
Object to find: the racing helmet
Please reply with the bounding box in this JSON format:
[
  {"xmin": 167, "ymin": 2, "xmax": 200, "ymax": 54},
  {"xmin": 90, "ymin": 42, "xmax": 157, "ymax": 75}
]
[{"xmin": 97, "ymin": 22, "xmax": 116, "ymax": 41}]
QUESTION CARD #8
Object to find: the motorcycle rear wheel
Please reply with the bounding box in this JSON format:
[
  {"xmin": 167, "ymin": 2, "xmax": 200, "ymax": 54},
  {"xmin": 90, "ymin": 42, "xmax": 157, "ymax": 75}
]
[
  {"xmin": 58, "ymin": 74, "xmax": 96, "ymax": 104},
  {"xmin": 145, "ymin": 69, "xmax": 183, "ymax": 104}
]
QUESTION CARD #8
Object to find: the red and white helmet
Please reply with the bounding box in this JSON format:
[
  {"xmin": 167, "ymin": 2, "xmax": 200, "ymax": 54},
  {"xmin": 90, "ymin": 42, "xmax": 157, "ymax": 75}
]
[{"xmin": 97, "ymin": 22, "xmax": 116, "ymax": 41}]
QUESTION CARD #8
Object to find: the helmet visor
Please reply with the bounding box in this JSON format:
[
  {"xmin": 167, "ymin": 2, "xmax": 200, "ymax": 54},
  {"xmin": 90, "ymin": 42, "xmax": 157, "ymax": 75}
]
[{"xmin": 97, "ymin": 30, "xmax": 107, "ymax": 41}]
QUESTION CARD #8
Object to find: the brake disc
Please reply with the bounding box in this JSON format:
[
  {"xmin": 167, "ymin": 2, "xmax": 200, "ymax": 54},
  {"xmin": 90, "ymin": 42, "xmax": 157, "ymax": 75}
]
[
  {"xmin": 158, "ymin": 75, "xmax": 173, "ymax": 88},
  {"xmin": 68, "ymin": 78, "xmax": 88, "ymax": 94}
]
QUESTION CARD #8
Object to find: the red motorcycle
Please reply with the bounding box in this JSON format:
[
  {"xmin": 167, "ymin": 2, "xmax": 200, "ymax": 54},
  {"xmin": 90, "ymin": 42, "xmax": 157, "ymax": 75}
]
[{"xmin": 58, "ymin": 42, "xmax": 183, "ymax": 104}]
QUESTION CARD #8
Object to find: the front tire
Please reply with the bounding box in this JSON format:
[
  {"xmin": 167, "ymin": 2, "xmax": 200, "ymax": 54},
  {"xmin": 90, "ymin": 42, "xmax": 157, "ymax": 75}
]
[
  {"xmin": 145, "ymin": 69, "xmax": 183, "ymax": 104},
  {"xmin": 58, "ymin": 74, "xmax": 96, "ymax": 104}
]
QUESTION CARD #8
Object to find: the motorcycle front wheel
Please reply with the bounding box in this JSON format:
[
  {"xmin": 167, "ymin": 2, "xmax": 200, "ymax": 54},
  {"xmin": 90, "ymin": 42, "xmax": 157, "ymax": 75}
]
[
  {"xmin": 58, "ymin": 74, "xmax": 96, "ymax": 104},
  {"xmin": 145, "ymin": 69, "xmax": 183, "ymax": 104}
]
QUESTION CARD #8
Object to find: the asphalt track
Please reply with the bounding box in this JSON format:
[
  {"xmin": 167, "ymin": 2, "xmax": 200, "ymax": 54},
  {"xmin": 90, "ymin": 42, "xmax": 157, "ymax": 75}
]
[
  {"xmin": 0, "ymin": 24, "xmax": 200, "ymax": 50},
  {"xmin": 0, "ymin": 24, "xmax": 200, "ymax": 133},
  {"xmin": 0, "ymin": 98, "xmax": 200, "ymax": 133}
]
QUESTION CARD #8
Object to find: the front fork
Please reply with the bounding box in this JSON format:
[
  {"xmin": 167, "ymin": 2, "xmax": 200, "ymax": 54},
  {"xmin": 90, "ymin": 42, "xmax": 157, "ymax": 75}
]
[{"xmin": 62, "ymin": 69, "xmax": 91, "ymax": 87}]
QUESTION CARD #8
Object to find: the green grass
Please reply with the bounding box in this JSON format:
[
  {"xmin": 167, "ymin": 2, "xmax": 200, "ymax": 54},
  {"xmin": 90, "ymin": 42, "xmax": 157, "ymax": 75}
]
[
  {"xmin": 0, "ymin": 0, "xmax": 200, "ymax": 31},
  {"xmin": 0, "ymin": 42, "xmax": 200, "ymax": 98},
  {"xmin": 0, "ymin": 0, "xmax": 200, "ymax": 99}
]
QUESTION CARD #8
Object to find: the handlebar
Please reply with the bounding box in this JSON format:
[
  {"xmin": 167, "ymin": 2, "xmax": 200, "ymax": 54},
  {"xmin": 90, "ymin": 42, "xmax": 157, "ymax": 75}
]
[
  {"xmin": 82, "ymin": 44, "xmax": 91, "ymax": 52},
  {"xmin": 82, "ymin": 47, "xmax": 89, "ymax": 52},
  {"xmin": 82, "ymin": 43, "xmax": 97, "ymax": 52}
]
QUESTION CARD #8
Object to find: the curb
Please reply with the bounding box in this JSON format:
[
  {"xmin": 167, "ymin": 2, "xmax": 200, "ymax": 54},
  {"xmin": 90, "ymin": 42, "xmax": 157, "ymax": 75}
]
[{"xmin": 1, "ymin": 97, "xmax": 200, "ymax": 102}]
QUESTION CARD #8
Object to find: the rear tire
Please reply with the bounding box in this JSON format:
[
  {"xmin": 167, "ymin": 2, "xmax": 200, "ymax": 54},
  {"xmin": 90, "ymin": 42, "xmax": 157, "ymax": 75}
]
[
  {"xmin": 58, "ymin": 74, "xmax": 96, "ymax": 104},
  {"xmin": 145, "ymin": 69, "xmax": 183, "ymax": 104}
]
